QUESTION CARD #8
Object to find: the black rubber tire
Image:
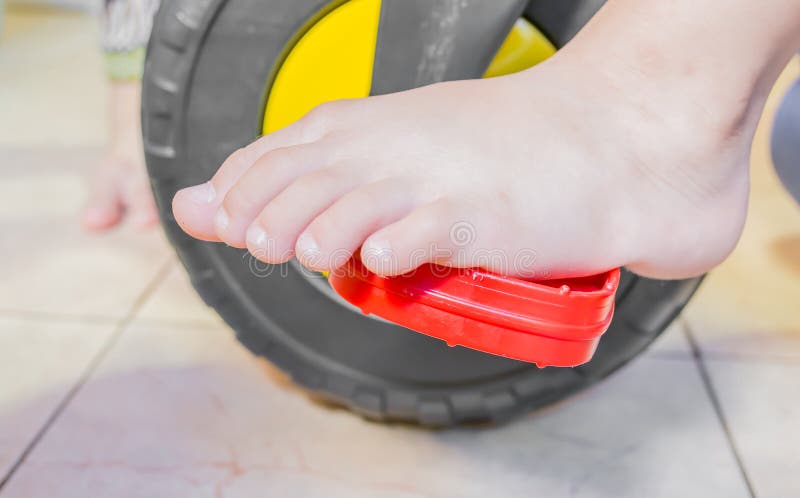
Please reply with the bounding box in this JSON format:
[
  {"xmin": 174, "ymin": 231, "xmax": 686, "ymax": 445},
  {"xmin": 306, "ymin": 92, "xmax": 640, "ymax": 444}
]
[{"xmin": 143, "ymin": 0, "xmax": 703, "ymax": 427}]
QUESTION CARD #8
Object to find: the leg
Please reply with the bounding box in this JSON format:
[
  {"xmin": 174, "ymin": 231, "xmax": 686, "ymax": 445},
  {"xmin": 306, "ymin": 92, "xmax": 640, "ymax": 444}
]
[
  {"xmin": 83, "ymin": 80, "xmax": 158, "ymax": 229},
  {"xmin": 82, "ymin": 0, "xmax": 160, "ymax": 230}
]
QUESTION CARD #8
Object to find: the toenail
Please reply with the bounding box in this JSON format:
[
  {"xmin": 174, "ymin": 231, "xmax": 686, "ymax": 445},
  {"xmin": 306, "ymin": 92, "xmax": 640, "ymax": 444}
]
[
  {"xmin": 362, "ymin": 237, "xmax": 391, "ymax": 255},
  {"xmin": 186, "ymin": 182, "xmax": 216, "ymax": 204},
  {"xmin": 246, "ymin": 224, "xmax": 269, "ymax": 248},
  {"xmin": 362, "ymin": 237, "xmax": 396, "ymax": 273},
  {"xmin": 296, "ymin": 231, "xmax": 322, "ymax": 267},
  {"xmin": 214, "ymin": 207, "xmax": 230, "ymax": 231}
]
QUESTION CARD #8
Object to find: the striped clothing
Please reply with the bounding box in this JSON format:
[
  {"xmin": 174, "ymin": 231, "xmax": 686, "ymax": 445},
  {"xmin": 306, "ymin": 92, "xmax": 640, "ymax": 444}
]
[{"xmin": 102, "ymin": 0, "xmax": 160, "ymax": 80}]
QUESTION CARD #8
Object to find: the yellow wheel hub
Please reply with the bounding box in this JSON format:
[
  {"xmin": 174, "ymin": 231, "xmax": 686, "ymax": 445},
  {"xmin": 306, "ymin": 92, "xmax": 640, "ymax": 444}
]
[
  {"xmin": 262, "ymin": 0, "xmax": 556, "ymax": 135},
  {"xmin": 262, "ymin": 1, "xmax": 557, "ymax": 279}
]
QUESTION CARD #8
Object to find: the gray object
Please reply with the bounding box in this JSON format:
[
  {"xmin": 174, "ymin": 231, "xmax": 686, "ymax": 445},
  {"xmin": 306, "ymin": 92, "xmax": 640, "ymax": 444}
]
[
  {"xmin": 142, "ymin": 0, "xmax": 702, "ymax": 426},
  {"xmin": 771, "ymin": 76, "xmax": 800, "ymax": 204},
  {"xmin": 371, "ymin": 0, "xmax": 526, "ymax": 94},
  {"xmin": 525, "ymin": 0, "xmax": 605, "ymax": 46}
]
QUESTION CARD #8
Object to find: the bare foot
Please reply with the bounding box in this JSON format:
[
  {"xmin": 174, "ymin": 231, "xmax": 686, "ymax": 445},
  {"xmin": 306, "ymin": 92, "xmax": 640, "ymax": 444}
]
[
  {"xmin": 82, "ymin": 153, "xmax": 158, "ymax": 230},
  {"xmin": 82, "ymin": 81, "xmax": 158, "ymax": 231},
  {"xmin": 171, "ymin": 36, "xmax": 755, "ymax": 280}
]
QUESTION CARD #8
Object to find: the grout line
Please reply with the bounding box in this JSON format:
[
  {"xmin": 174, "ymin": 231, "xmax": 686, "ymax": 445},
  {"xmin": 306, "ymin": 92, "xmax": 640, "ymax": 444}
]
[
  {"xmin": 0, "ymin": 259, "xmax": 174, "ymax": 493},
  {"xmin": 682, "ymin": 318, "xmax": 757, "ymax": 498},
  {"xmin": 642, "ymin": 351, "xmax": 695, "ymax": 361},
  {"xmin": 133, "ymin": 317, "xmax": 225, "ymax": 331},
  {"xmin": 674, "ymin": 320, "xmax": 800, "ymax": 365},
  {"xmin": 694, "ymin": 352, "xmax": 800, "ymax": 367},
  {"xmin": 0, "ymin": 309, "xmax": 121, "ymax": 325}
]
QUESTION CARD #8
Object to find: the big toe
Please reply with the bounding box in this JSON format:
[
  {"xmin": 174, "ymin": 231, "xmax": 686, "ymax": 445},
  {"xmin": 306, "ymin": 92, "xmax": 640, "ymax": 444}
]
[
  {"xmin": 82, "ymin": 190, "xmax": 123, "ymax": 231},
  {"xmin": 172, "ymin": 182, "xmax": 220, "ymax": 241}
]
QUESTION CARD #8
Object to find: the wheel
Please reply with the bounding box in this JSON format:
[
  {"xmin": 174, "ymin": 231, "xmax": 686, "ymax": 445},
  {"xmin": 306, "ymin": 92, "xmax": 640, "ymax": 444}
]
[{"xmin": 143, "ymin": 0, "xmax": 703, "ymax": 427}]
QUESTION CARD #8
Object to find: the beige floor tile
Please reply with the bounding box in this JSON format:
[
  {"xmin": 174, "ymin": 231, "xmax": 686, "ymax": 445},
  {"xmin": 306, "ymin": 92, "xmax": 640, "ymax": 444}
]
[
  {"xmin": 645, "ymin": 319, "xmax": 692, "ymax": 358},
  {"xmin": 684, "ymin": 60, "xmax": 800, "ymax": 361},
  {"xmin": 0, "ymin": 6, "xmax": 107, "ymax": 147},
  {"xmin": 0, "ymin": 316, "xmax": 112, "ymax": 481},
  {"xmin": 706, "ymin": 358, "xmax": 800, "ymax": 498},
  {"xmin": 0, "ymin": 148, "xmax": 172, "ymax": 319},
  {"xmin": 0, "ymin": 321, "xmax": 747, "ymax": 498},
  {"xmin": 135, "ymin": 262, "xmax": 223, "ymax": 327}
]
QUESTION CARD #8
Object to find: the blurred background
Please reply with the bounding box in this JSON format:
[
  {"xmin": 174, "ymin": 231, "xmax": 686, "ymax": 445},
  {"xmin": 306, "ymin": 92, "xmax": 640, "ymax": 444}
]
[{"xmin": 0, "ymin": 1, "xmax": 799, "ymax": 497}]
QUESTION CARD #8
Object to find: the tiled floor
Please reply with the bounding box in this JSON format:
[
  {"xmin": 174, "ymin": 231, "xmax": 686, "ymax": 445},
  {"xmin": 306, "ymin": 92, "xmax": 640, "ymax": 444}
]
[{"xmin": 1, "ymin": 6, "xmax": 798, "ymax": 498}]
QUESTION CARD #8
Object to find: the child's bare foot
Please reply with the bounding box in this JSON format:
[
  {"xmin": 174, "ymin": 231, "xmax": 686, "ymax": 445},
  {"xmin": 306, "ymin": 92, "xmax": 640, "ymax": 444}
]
[
  {"xmin": 172, "ymin": 0, "xmax": 800, "ymax": 282},
  {"xmin": 171, "ymin": 41, "xmax": 753, "ymax": 281},
  {"xmin": 82, "ymin": 152, "xmax": 158, "ymax": 230},
  {"xmin": 82, "ymin": 81, "xmax": 158, "ymax": 231}
]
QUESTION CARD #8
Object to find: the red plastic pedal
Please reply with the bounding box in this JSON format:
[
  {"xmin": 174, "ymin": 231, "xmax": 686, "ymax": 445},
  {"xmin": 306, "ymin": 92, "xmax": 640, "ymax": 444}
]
[{"xmin": 328, "ymin": 257, "xmax": 620, "ymax": 367}]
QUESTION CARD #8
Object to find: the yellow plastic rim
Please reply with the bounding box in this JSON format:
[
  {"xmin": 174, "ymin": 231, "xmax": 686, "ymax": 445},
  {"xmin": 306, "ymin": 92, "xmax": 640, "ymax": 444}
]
[
  {"xmin": 262, "ymin": 0, "xmax": 557, "ymax": 135},
  {"xmin": 262, "ymin": 1, "xmax": 558, "ymax": 279}
]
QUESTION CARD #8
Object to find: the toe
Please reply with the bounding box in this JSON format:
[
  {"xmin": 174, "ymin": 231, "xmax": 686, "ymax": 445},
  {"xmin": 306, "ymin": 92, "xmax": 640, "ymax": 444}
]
[
  {"xmin": 173, "ymin": 141, "xmax": 326, "ymax": 243},
  {"xmin": 172, "ymin": 145, "xmax": 258, "ymax": 242},
  {"xmin": 172, "ymin": 119, "xmax": 328, "ymax": 242},
  {"xmin": 82, "ymin": 196, "xmax": 123, "ymax": 231},
  {"xmin": 360, "ymin": 199, "xmax": 500, "ymax": 276},
  {"xmin": 216, "ymin": 142, "xmax": 334, "ymax": 247},
  {"xmin": 245, "ymin": 164, "xmax": 366, "ymax": 263},
  {"xmin": 82, "ymin": 171, "xmax": 123, "ymax": 231},
  {"xmin": 295, "ymin": 179, "xmax": 422, "ymax": 271},
  {"xmin": 172, "ymin": 180, "xmax": 220, "ymax": 241}
]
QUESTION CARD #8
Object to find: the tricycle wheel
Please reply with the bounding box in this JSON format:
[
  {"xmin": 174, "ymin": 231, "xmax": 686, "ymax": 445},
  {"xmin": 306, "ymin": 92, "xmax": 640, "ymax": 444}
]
[{"xmin": 143, "ymin": 0, "xmax": 702, "ymax": 426}]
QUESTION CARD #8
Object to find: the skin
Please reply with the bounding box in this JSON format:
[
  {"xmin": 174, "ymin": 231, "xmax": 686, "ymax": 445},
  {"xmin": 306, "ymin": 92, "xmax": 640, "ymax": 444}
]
[
  {"xmin": 172, "ymin": 0, "xmax": 800, "ymax": 280},
  {"xmin": 82, "ymin": 81, "xmax": 158, "ymax": 231}
]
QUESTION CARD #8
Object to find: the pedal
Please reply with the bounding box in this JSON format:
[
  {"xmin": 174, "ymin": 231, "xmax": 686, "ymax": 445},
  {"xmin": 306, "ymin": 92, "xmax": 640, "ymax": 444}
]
[{"xmin": 329, "ymin": 256, "xmax": 620, "ymax": 367}]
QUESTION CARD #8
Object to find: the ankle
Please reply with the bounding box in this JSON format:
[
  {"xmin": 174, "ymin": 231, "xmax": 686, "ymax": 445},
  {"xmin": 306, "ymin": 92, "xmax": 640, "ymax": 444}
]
[{"xmin": 556, "ymin": 0, "xmax": 798, "ymax": 154}]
